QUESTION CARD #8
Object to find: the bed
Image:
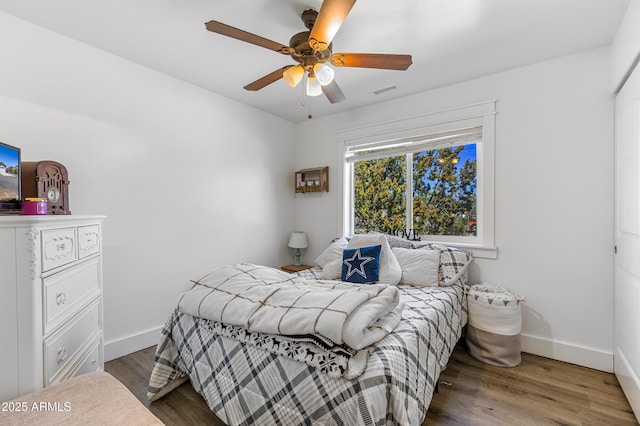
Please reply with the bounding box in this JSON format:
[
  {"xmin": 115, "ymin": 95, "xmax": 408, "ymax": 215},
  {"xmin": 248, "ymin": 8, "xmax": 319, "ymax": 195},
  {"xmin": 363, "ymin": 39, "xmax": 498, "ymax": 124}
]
[{"xmin": 147, "ymin": 236, "xmax": 471, "ymax": 425}]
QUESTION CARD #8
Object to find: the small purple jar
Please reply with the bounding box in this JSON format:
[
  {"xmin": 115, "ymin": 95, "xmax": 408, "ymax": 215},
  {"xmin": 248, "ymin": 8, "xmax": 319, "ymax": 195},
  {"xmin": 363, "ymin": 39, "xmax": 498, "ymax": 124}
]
[{"xmin": 22, "ymin": 198, "xmax": 48, "ymax": 215}]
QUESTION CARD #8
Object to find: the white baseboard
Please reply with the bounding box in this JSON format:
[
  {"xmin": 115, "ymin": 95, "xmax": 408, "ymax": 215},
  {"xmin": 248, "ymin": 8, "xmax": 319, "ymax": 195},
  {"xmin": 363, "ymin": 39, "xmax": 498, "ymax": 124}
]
[
  {"xmin": 104, "ymin": 326, "xmax": 163, "ymax": 362},
  {"xmin": 520, "ymin": 333, "xmax": 613, "ymax": 373}
]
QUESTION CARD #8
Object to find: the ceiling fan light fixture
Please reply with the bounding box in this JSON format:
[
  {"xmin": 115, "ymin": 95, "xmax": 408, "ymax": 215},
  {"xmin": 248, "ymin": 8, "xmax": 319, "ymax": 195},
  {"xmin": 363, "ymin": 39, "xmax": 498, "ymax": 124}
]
[
  {"xmin": 306, "ymin": 75, "xmax": 323, "ymax": 97},
  {"xmin": 283, "ymin": 64, "xmax": 305, "ymax": 88},
  {"xmin": 314, "ymin": 63, "xmax": 335, "ymax": 86}
]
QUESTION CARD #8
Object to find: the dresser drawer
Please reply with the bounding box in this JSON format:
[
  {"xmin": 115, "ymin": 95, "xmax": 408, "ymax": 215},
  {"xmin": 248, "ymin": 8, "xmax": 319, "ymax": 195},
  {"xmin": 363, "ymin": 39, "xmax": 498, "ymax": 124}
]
[
  {"xmin": 41, "ymin": 227, "xmax": 78, "ymax": 272},
  {"xmin": 44, "ymin": 301, "xmax": 101, "ymax": 386},
  {"xmin": 75, "ymin": 342, "xmax": 102, "ymax": 376},
  {"xmin": 43, "ymin": 258, "xmax": 101, "ymax": 335},
  {"xmin": 51, "ymin": 339, "xmax": 102, "ymax": 386},
  {"xmin": 78, "ymin": 225, "xmax": 101, "ymax": 259}
]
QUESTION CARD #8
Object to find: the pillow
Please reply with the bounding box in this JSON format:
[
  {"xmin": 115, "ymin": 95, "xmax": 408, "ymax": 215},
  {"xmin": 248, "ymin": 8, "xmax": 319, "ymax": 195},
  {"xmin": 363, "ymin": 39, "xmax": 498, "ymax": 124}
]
[
  {"xmin": 392, "ymin": 247, "xmax": 440, "ymax": 287},
  {"xmin": 416, "ymin": 243, "xmax": 473, "ymax": 286},
  {"xmin": 348, "ymin": 234, "xmax": 401, "ymax": 285},
  {"xmin": 321, "ymin": 258, "xmax": 343, "ymax": 280},
  {"xmin": 386, "ymin": 235, "xmax": 416, "ymax": 249},
  {"xmin": 341, "ymin": 245, "xmax": 382, "ymax": 284},
  {"xmin": 314, "ymin": 237, "xmax": 348, "ymax": 268}
]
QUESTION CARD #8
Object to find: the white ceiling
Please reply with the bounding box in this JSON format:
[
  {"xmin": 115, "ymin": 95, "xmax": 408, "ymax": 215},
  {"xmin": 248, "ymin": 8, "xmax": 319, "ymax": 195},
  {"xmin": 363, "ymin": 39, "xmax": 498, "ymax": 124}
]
[{"xmin": 0, "ymin": 0, "xmax": 630, "ymax": 123}]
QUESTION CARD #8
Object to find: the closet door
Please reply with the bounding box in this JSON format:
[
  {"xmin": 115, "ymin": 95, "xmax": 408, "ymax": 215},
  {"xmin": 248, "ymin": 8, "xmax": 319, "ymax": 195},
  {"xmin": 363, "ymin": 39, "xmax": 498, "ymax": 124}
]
[{"xmin": 615, "ymin": 60, "xmax": 640, "ymax": 419}]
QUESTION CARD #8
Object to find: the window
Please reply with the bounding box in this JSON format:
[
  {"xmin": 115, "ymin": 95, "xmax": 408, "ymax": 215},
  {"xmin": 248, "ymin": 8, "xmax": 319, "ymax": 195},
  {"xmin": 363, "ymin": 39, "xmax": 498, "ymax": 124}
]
[{"xmin": 339, "ymin": 101, "xmax": 496, "ymax": 258}]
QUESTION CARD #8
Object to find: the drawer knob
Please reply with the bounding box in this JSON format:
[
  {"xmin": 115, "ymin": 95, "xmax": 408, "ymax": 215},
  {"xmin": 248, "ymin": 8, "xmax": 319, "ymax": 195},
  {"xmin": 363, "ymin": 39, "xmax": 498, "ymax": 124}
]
[
  {"xmin": 56, "ymin": 292, "xmax": 67, "ymax": 305},
  {"xmin": 57, "ymin": 347, "xmax": 67, "ymax": 364}
]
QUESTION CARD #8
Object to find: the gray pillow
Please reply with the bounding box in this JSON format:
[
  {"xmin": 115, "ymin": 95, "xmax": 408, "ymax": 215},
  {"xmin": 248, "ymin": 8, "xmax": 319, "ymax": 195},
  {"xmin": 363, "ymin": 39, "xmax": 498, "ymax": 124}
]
[{"xmin": 386, "ymin": 235, "xmax": 415, "ymax": 249}]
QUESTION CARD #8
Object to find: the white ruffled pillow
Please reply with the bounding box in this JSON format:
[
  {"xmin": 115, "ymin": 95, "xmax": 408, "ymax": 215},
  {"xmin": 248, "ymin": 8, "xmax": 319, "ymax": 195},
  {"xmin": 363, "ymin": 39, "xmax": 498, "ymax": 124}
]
[
  {"xmin": 347, "ymin": 234, "xmax": 401, "ymax": 285},
  {"xmin": 392, "ymin": 247, "xmax": 440, "ymax": 287}
]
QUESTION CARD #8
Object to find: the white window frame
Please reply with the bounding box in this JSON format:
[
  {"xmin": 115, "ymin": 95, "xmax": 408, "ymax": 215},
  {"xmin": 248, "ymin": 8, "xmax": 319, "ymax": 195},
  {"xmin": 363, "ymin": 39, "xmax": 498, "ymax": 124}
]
[{"xmin": 337, "ymin": 101, "xmax": 497, "ymax": 259}]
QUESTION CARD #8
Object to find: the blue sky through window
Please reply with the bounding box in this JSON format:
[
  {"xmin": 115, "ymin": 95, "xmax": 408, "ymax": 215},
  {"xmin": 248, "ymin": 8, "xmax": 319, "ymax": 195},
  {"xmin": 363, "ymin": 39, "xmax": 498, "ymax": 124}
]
[
  {"xmin": 457, "ymin": 144, "xmax": 476, "ymax": 169},
  {"xmin": 0, "ymin": 145, "xmax": 19, "ymax": 167}
]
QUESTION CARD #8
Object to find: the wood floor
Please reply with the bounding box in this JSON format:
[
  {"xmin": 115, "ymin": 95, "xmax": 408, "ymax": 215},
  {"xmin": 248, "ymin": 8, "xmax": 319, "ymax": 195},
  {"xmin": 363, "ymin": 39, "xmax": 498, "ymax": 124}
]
[{"xmin": 105, "ymin": 344, "xmax": 638, "ymax": 425}]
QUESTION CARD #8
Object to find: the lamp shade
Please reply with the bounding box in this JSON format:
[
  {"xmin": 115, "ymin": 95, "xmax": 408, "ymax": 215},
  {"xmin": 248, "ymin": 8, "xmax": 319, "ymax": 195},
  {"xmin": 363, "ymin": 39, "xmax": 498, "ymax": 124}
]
[
  {"xmin": 288, "ymin": 231, "xmax": 308, "ymax": 249},
  {"xmin": 314, "ymin": 63, "xmax": 335, "ymax": 86},
  {"xmin": 283, "ymin": 64, "xmax": 304, "ymax": 88},
  {"xmin": 306, "ymin": 76, "xmax": 322, "ymax": 97}
]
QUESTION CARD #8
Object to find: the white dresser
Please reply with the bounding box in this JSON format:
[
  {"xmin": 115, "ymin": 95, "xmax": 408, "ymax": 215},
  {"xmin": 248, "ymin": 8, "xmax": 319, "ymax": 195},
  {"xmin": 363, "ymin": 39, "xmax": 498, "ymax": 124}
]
[{"xmin": 0, "ymin": 215, "xmax": 105, "ymax": 401}]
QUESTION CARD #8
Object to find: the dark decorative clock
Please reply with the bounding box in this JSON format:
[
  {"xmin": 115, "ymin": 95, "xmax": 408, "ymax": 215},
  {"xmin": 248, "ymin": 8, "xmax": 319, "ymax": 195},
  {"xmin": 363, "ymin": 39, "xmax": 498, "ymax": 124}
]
[{"xmin": 21, "ymin": 161, "xmax": 71, "ymax": 215}]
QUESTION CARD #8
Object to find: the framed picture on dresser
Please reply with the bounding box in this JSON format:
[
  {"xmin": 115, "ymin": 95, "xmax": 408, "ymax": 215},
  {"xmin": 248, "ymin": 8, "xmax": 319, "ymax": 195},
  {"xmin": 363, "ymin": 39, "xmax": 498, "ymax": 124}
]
[{"xmin": 0, "ymin": 141, "xmax": 21, "ymax": 213}]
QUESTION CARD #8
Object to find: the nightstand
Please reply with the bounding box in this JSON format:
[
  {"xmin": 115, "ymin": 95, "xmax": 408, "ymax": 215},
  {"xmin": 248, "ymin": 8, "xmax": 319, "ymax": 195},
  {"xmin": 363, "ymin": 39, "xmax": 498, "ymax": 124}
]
[{"xmin": 281, "ymin": 264, "xmax": 312, "ymax": 273}]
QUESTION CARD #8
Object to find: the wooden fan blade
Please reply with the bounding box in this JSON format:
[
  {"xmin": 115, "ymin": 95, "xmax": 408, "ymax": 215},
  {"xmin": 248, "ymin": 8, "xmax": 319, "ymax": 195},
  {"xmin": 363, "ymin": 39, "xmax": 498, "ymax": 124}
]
[
  {"xmin": 205, "ymin": 20, "xmax": 291, "ymax": 54},
  {"xmin": 244, "ymin": 66, "xmax": 292, "ymax": 91},
  {"xmin": 331, "ymin": 53, "xmax": 412, "ymax": 70},
  {"xmin": 322, "ymin": 80, "xmax": 346, "ymax": 104},
  {"xmin": 308, "ymin": 0, "xmax": 357, "ymax": 51}
]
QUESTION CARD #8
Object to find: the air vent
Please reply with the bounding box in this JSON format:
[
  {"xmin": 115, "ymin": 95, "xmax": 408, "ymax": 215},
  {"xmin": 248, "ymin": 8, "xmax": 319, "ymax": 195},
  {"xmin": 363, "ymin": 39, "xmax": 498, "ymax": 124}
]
[{"xmin": 373, "ymin": 85, "xmax": 398, "ymax": 95}]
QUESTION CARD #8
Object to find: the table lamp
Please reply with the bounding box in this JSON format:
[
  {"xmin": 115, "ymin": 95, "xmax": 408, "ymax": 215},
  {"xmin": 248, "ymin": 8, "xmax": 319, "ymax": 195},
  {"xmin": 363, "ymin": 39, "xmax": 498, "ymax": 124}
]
[{"xmin": 288, "ymin": 232, "xmax": 308, "ymax": 267}]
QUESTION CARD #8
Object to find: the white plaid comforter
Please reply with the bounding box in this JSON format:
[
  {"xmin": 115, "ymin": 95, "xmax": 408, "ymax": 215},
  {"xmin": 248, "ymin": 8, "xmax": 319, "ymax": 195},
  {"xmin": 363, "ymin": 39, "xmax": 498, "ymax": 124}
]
[
  {"xmin": 148, "ymin": 267, "xmax": 467, "ymax": 426},
  {"xmin": 176, "ymin": 264, "xmax": 403, "ymax": 350}
]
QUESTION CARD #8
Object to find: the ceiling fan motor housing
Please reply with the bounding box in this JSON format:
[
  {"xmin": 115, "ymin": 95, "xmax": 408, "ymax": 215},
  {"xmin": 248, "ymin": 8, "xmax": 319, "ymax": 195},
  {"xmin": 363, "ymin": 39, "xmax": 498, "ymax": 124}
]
[{"xmin": 289, "ymin": 31, "xmax": 332, "ymax": 68}]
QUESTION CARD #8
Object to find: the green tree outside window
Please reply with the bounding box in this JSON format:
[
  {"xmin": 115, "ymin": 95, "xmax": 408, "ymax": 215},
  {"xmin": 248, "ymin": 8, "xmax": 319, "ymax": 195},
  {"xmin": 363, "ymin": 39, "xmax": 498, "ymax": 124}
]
[{"xmin": 354, "ymin": 145, "xmax": 477, "ymax": 238}]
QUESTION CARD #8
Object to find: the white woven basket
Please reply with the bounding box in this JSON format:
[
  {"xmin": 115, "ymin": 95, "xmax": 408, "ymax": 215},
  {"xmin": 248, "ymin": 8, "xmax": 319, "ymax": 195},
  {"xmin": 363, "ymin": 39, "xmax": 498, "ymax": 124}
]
[{"xmin": 465, "ymin": 282, "xmax": 525, "ymax": 367}]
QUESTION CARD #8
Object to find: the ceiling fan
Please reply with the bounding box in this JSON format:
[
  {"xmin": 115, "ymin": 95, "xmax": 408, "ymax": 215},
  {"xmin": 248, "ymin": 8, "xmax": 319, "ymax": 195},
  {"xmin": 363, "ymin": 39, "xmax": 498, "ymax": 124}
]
[{"xmin": 205, "ymin": 0, "xmax": 412, "ymax": 104}]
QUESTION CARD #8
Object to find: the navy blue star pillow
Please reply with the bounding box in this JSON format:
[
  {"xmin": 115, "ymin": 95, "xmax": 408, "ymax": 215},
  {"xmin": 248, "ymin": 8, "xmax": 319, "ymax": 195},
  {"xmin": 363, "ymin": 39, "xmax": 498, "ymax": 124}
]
[{"xmin": 341, "ymin": 244, "xmax": 382, "ymax": 284}]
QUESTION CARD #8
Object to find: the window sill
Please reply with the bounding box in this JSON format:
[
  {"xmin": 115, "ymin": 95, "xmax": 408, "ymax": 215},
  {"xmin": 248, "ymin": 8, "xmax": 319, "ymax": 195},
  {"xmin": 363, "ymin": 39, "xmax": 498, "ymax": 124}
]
[{"xmin": 413, "ymin": 241, "xmax": 498, "ymax": 259}]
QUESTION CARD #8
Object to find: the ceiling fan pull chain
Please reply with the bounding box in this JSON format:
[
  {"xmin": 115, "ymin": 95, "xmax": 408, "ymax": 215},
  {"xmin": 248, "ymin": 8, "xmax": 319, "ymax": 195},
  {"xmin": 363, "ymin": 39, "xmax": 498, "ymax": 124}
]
[
  {"xmin": 301, "ymin": 73, "xmax": 307, "ymax": 108},
  {"xmin": 300, "ymin": 74, "xmax": 312, "ymax": 119}
]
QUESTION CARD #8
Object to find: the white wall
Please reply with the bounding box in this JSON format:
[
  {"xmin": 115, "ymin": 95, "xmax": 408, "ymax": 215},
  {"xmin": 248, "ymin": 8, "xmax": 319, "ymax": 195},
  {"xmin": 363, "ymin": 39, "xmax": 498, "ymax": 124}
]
[
  {"xmin": 612, "ymin": 0, "xmax": 640, "ymax": 91},
  {"xmin": 0, "ymin": 12, "xmax": 297, "ymax": 360},
  {"xmin": 294, "ymin": 47, "xmax": 615, "ymax": 371}
]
